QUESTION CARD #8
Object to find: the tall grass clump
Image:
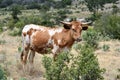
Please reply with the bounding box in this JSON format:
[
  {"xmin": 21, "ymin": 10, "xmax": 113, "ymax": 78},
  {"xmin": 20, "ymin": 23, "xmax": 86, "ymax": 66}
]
[
  {"xmin": 94, "ymin": 14, "xmax": 120, "ymax": 40},
  {"xmin": 42, "ymin": 44, "xmax": 104, "ymax": 80}
]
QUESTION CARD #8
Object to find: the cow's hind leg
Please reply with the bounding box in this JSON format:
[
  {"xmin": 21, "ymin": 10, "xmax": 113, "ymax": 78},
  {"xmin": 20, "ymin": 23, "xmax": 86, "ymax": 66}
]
[{"xmin": 21, "ymin": 50, "xmax": 24, "ymax": 62}]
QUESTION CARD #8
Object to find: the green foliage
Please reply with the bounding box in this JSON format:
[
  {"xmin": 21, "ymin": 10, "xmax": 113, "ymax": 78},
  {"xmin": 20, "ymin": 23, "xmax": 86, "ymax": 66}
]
[
  {"xmin": 18, "ymin": 47, "xmax": 22, "ymax": 53},
  {"xmin": 118, "ymin": 68, "xmax": 120, "ymax": 72},
  {"xmin": 54, "ymin": 9, "xmax": 68, "ymax": 22},
  {"xmin": 94, "ymin": 14, "xmax": 120, "ymax": 39},
  {"xmin": 82, "ymin": 29, "xmax": 99, "ymax": 49},
  {"xmin": 102, "ymin": 44, "xmax": 110, "ymax": 51},
  {"xmin": 7, "ymin": 7, "xmax": 71, "ymax": 36},
  {"xmin": 61, "ymin": 0, "xmax": 72, "ymax": 7},
  {"xmin": 40, "ymin": 12, "xmax": 55, "ymax": 27},
  {"xmin": 0, "ymin": 40, "xmax": 6, "ymax": 45},
  {"xmin": 11, "ymin": 4, "xmax": 21, "ymax": 22},
  {"xmin": 0, "ymin": 22, "xmax": 3, "ymax": 32},
  {"xmin": 0, "ymin": 0, "xmax": 13, "ymax": 8},
  {"xmin": 7, "ymin": 4, "xmax": 22, "ymax": 30},
  {"xmin": 112, "ymin": 4, "xmax": 119, "ymax": 14},
  {"xmin": 26, "ymin": 2, "xmax": 41, "ymax": 9},
  {"xmin": 9, "ymin": 27, "xmax": 21, "ymax": 36},
  {"xmin": 39, "ymin": 4, "xmax": 50, "ymax": 11},
  {"xmin": 19, "ymin": 77, "xmax": 27, "ymax": 80},
  {"xmin": 42, "ymin": 44, "xmax": 104, "ymax": 80},
  {"xmin": 88, "ymin": 13, "xmax": 102, "ymax": 21},
  {"xmin": 0, "ymin": 65, "xmax": 7, "ymax": 80},
  {"xmin": 116, "ymin": 75, "xmax": 120, "ymax": 79},
  {"xmin": 75, "ymin": 44, "xmax": 105, "ymax": 80},
  {"xmin": 84, "ymin": 0, "xmax": 118, "ymax": 15},
  {"xmin": 0, "ymin": 0, "xmax": 72, "ymax": 9},
  {"xmin": 42, "ymin": 52, "xmax": 70, "ymax": 80}
]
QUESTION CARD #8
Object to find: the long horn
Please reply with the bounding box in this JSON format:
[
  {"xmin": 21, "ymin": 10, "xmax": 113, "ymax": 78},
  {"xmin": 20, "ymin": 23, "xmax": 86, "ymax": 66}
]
[
  {"xmin": 60, "ymin": 21, "xmax": 71, "ymax": 25},
  {"xmin": 82, "ymin": 21, "xmax": 92, "ymax": 25}
]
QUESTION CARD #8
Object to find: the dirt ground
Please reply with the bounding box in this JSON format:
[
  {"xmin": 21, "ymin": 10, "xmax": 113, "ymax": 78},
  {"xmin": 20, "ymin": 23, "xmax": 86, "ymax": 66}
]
[{"xmin": 0, "ymin": 30, "xmax": 120, "ymax": 80}]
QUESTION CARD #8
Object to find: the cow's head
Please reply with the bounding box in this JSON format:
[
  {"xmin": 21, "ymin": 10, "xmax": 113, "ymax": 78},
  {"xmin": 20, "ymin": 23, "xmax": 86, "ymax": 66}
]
[{"xmin": 60, "ymin": 21, "xmax": 90, "ymax": 42}]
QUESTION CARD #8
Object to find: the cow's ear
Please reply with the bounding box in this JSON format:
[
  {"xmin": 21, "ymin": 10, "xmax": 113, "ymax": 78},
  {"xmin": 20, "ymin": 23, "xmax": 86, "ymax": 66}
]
[
  {"xmin": 60, "ymin": 21, "xmax": 72, "ymax": 29},
  {"xmin": 81, "ymin": 21, "xmax": 91, "ymax": 30},
  {"xmin": 82, "ymin": 24, "xmax": 88, "ymax": 30}
]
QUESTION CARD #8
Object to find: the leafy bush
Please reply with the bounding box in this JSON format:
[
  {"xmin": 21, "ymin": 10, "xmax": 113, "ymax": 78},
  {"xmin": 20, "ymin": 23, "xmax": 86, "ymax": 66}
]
[
  {"xmin": 75, "ymin": 44, "xmax": 105, "ymax": 80},
  {"xmin": 0, "ymin": 40, "xmax": 6, "ymax": 45},
  {"xmin": 19, "ymin": 77, "xmax": 27, "ymax": 80},
  {"xmin": 82, "ymin": 29, "xmax": 100, "ymax": 49},
  {"xmin": 42, "ymin": 52, "xmax": 70, "ymax": 80},
  {"xmin": 112, "ymin": 5, "xmax": 119, "ymax": 14},
  {"xmin": 26, "ymin": 3, "xmax": 41, "ymax": 9},
  {"xmin": 94, "ymin": 14, "xmax": 120, "ymax": 39},
  {"xmin": 88, "ymin": 13, "xmax": 102, "ymax": 21},
  {"xmin": 102, "ymin": 44, "xmax": 110, "ymax": 51},
  {"xmin": 10, "ymin": 4, "xmax": 21, "ymax": 22},
  {"xmin": 0, "ymin": 65, "xmax": 7, "ymax": 80},
  {"xmin": 7, "ymin": 14, "xmax": 54, "ymax": 36},
  {"xmin": 42, "ymin": 44, "xmax": 104, "ymax": 80},
  {"xmin": 9, "ymin": 27, "xmax": 21, "ymax": 36}
]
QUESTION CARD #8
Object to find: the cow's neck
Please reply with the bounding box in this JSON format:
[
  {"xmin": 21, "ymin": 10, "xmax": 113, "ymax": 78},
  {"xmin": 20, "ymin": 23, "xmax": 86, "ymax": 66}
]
[{"xmin": 62, "ymin": 29, "xmax": 75, "ymax": 48}]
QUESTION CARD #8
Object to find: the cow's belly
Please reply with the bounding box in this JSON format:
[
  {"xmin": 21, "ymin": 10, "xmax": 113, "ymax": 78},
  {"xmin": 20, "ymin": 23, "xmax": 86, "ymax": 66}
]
[
  {"xmin": 30, "ymin": 30, "xmax": 53, "ymax": 54},
  {"xmin": 31, "ymin": 46, "xmax": 52, "ymax": 54},
  {"xmin": 31, "ymin": 38, "xmax": 53, "ymax": 54}
]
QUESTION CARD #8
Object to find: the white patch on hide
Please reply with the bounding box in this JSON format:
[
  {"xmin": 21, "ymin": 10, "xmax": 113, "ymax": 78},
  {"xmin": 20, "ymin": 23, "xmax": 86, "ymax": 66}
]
[
  {"xmin": 52, "ymin": 44, "xmax": 59, "ymax": 54},
  {"xmin": 22, "ymin": 24, "xmax": 46, "ymax": 33},
  {"xmin": 48, "ymin": 28, "xmax": 63, "ymax": 37},
  {"xmin": 58, "ymin": 39, "xmax": 61, "ymax": 44}
]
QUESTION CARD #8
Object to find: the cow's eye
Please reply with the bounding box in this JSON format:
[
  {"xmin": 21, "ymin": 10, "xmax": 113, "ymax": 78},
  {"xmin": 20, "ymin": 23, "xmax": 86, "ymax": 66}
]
[{"xmin": 72, "ymin": 29, "xmax": 76, "ymax": 32}]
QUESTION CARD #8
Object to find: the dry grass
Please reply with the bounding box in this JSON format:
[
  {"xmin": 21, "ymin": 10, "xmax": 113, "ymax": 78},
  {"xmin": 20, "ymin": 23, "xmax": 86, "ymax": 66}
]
[
  {"xmin": 0, "ymin": 30, "xmax": 45, "ymax": 80},
  {"xmin": 0, "ymin": 30, "xmax": 120, "ymax": 80},
  {"xmin": 95, "ymin": 40, "xmax": 120, "ymax": 80}
]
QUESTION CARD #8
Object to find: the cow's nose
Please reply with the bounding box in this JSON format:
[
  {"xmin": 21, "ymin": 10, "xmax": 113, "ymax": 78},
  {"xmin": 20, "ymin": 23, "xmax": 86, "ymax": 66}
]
[{"xmin": 76, "ymin": 38, "xmax": 82, "ymax": 42}]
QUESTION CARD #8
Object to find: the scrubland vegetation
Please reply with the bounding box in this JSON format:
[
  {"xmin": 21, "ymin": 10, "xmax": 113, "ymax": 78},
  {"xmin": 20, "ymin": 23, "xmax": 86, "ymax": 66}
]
[{"xmin": 0, "ymin": 0, "xmax": 120, "ymax": 80}]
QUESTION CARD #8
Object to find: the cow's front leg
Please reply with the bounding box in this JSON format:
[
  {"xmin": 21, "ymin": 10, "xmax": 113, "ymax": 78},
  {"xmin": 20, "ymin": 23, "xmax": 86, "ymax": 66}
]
[
  {"xmin": 52, "ymin": 45, "xmax": 59, "ymax": 60},
  {"xmin": 28, "ymin": 50, "xmax": 35, "ymax": 64},
  {"xmin": 28, "ymin": 50, "xmax": 35, "ymax": 73},
  {"xmin": 22, "ymin": 45, "xmax": 29, "ymax": 65}
]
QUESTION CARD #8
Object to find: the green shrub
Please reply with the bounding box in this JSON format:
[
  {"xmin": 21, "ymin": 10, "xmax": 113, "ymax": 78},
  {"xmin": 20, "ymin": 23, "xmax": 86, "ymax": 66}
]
[
  {"xmin": 15, "ymin": 20, "xmax": 25, "ymax": 28},
  {"xmin": 102, "ymin": 44, "xmax": 110, "ymax": 51},
  {"xmin": 94, "ymin": 14, "xmax": 120, "ymax": 39},
  {"xmin": 9, "ymin": 28, "xmax": 21, "ymax": 36},
  {"xmin": 0, "ymin": 40, "xmax": 6, "ymax": 45},
  {"xmin": 88, "ymin": 13, "xmax": 102, "ymax": 21},
  {"xmin": 10, "ymin": 4, "xmax": 21, "ymax": 22},
  {"xmin": 112, "ymin": 5, "xmax": 119, "ymax": 14},
  {"xmin": 116, "ymin": 74, "xmax": 120, "ymax": 80},
  {"xmin": 0, "ymin": 65, "xmax": 7, "ymax": 80},
  {"xmin": 7, "ymin": 19, "xmax": 15, "ymax": 29},
  {"xmin": 18, "ymin": 47, "xmax": 22, "ymax": 53},
  {"xmin": 82, "ymin": 29, "xmax": 99, "ymax": 49},
  {"xmin": 19, "ymin": 77, "xmax": 27, "ymax": 80},
  {"xmin": 75, "ymin": 10, "xmax": 80, "ymax": 13},
  {"xmin": 75, "ymin": 44, "xmax": 105, "ymax": 80},
  {"xmin": 42, "ymin": 44, "xmax": 104, "ymax": 80},
  {"xmin": 0, "ymin": 22, "xmax": 4, "ymax": 32},
  {"xmin": 42, "ymin": 52, "xmax": 70, "ymax": 80}
]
